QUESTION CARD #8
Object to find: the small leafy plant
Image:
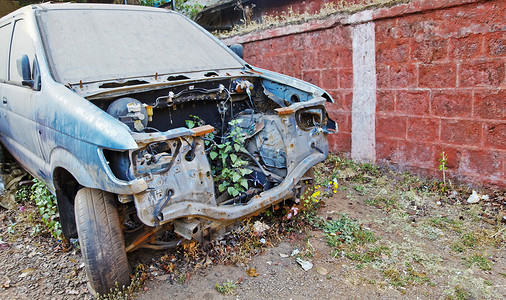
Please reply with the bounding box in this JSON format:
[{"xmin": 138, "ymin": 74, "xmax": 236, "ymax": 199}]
[
  {"xmin": 30, "ymin": 178, "xmax": 62, "ymax": 239},
  {"xmin": 186, "ymin": 116, "xmax": 253, "ymax": 197},
  {"xmin": 215, "ymin": 279, "xmax": 237, "ymax": 294},
  {"xmin": 210, "ymin": 120, "xmax": 253, "ymax": 197},
  {"xmin": 323, "ymin": 214, "xmax": 375, "ymax": 246},
  {"xmin": 439, "ymin": 151, "xmax": 447, "ymax": 185}
]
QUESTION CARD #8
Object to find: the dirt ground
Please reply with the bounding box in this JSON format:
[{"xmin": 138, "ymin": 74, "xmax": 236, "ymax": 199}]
[{"xmin": 1, "ymin": 157, "xmax": 505, "ymax": 299}]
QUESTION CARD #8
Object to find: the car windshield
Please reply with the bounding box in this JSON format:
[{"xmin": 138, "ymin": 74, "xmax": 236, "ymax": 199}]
[{"xmin": 36, "ymin": 7, "xmax": 243, "ymax": 84}]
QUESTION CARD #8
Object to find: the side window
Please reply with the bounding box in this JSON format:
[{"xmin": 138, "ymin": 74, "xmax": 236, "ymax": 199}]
[
  {"xmin": 0, "ymin": 23, "xmax": 11, "ymax": 81},
  {"xmin": 9, "ymin": 19, "xmax": 35, "ymax": 85}
]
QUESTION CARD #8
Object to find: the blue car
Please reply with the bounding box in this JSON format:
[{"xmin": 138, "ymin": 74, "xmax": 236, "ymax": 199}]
[{"xmin": 0, "ymin": 3, "xmax": 335, "ymax": 294}]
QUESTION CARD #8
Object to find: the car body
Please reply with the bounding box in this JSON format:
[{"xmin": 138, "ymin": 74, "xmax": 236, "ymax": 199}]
[{"xmin": 0, "ymin": 3, "xmax": 335, "ymax": 294}]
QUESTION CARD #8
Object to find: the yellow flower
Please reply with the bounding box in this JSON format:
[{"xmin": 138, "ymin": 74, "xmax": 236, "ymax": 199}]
[
  {"xmin": 332, "ymin": 178, "xmax": 338, "ymax": 189},
  {"xmin": 312, "ymin": 190, "xmax": 321, "ymax": 198}
]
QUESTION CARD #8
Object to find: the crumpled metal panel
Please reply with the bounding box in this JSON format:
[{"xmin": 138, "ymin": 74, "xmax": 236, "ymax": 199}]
[{"xmin": 133, "ymin": 137, "xmax": 215, "ymax": 226}]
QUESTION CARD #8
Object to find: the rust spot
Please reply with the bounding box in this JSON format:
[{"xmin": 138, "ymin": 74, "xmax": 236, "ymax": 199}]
[
  {"xmin": 191, "ymin": 125, "xmax": 215, "ymax": 136},
  {"xmin": 290, "ymin": 143, "xmax": 294, "ymax": 148},
  {"xmin": 275, "ymin": 107, "xmax": 294, "ymax": 115}
]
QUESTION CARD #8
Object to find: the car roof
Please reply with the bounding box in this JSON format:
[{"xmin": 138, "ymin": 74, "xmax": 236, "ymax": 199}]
[
  {"xmin": 2, "ymin": 2, "xmax": 169, "ymax": 20},
  {"xmin": 34, "ymin": 2, "xmax": 167, "ymax": 12}
]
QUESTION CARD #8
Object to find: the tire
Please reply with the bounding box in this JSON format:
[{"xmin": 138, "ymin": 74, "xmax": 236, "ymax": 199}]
[{"xmin": 75, "ymin": 188, "xmax": 130, "ymax": 295}]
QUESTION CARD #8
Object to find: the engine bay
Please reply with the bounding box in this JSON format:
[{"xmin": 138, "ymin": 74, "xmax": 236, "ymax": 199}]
[{"xmin": 94, "ymin": 75, "xmax": 334, "ymax": 228}]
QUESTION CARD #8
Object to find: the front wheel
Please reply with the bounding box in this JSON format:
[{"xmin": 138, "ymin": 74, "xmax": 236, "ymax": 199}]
[{"xmin": 75, "ymin": 188, "xmax": 130, "ymax": 295}]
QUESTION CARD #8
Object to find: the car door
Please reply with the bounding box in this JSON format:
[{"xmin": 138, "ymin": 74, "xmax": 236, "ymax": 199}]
[
  {"xmin": 2, "ymin": 18, "xmax": 46, "ymax": 176},
  {"xmin": 0, "ymin": 21, "xmax": 12, "ymax": 139}
]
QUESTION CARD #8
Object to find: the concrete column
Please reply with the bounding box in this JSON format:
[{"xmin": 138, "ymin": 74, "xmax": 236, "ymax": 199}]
[{"xmin": 350, "ymin": 12, "xmax": 376, "ymax": 163}]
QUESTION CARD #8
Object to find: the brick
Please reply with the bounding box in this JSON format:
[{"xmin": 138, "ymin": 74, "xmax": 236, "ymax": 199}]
[
  {"xmin": 326, "ymin": 90, "xmax": 339, "ymax": 103},
  {"xmin": 376, "ymin": 65, "xmax": 390, "ymax": 88},
  {"xmin": 403, "ymin": 141, "xmax": 436, "ymax": 169},
  {"xmin": 459, "ymin": 60, "xmax": 505, "ymax": 87},
  {"xmin": 376, "ymin": 115, "xmax": 406, "ymax": 139},
  {"xmin": 338, "ymin": 47, "xmax": 353, "ymax": 68},
  {"xmin": 335, "ymin": 91, "xmax": 354, "ymax": 112},
  {"xmin": 459, "ymin": 149, "xmax": 503, "ymax": 179},
  {"xmin": 474, "ymin": 89, "xmax": 506, "ymax": 120},
  {"xmin": 485, "ymin": 31, "xmax": 505, "ymax": 57},
  {"xmin": 396, "ymin": 17, "xmax": 416, "ymax": 38},
  {"xmin": 328, "ymin": 132, "xmax": 351, "ymax": 153},
  {"xmin": 419, "ymin": 63, "xmax": 456, "ymax": 88},
  {"xmin": 431, "ymin": 90, "xmax": 472, "ymax": 117},
  {"xmin": 441, "ymin": 119, "xmax": 482, "ymax": 144},
  {"xmin": 376, "ymin": 41, "xmax": 410, "ymax": 64},
  {"xmin": 449, "ymin": 34, "xmax": 483, "ymax": 60},
  {"xmin": 320, "ymin": 27, "xmax": 349, "ymax": 48},
  {"xmin": 439, "ymin": 147, "xmax": 459, "ymax": 170},
  {"xmin": 317, "ymin": 48, "xmax": 340, "ymax": 69},
  {"xmin": 375, "ymin": 19, "xmax": 398, "ymax": 41},
  {"xmin": 484, "ymin": 122, "xmax": 506, "ymax": 150},
  {"xmin": 339, "ymin": 68, "xmax": 353, "ymax": 89},
  {"xmin": 412, "ymin": 38, "xmax": 448, "ymax": 63},
  {"xmin": 302, "ymin": 70, "xmax": 321, "ymax": 86},
  {"xmin": 376, "ymin": 89, "xmax": 395, "ymax": 113},
  {"xmin": 407, "ymin": 117, "xmax": 439, "ymax": 142},
  {"xmin": 288, "ymin": 34, "xmax": 305, "ymax": 51},
  {"xmin": 301, "ymin": 50, "xmax": 320, "ymax": 70},
  {"xmin": 390, "ymin": 64, "xmax": 417, "ymax": 88},
  {"xmin": 376, "ymin": 137, "xmax": 404, "ymax": 164},
  {"xmin": 321, "ymin": 69, "xmax": 338, "ymax": 90},
  {"xmin": 397, "ymin": 90, "xmax": 430, "ymax": 115}
]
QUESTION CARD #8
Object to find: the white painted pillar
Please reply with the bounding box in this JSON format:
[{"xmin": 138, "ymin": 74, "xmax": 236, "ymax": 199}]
[{"xmin": 350, "ymin": 12, "xmax": 376, "ymax": 163}]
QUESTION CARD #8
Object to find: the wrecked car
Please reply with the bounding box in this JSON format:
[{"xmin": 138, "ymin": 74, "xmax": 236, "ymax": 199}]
[{"xmin": 0, "ymin": 3, "xmax": 335, "ymax": 294}]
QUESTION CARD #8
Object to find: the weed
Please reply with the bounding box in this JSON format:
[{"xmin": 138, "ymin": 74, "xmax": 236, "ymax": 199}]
[
  {"xmin": 461, "ymin": 233, "xmax": 477, "ymax": 247},
  {"xmin": 7, "ymin": 221, "xmax": 16, "ymax": 234},
  {"xmin": 353, "ymin": 185, "xmax": 366, "ymax": 195},
  {"xmin": 384, "ymin": 266, "xmax": 405, "ymax": 286},
  {"xmin": 215, "ymin": 280, "xmax": 237, "ymax": 294},
  {"xmin": 365, "ymin": 195, "xmax": 397, "ymax": 211},
  {"xmin": 323, "ymin": 214, "xmax": 368, "ymax": 246},
  {"xmin": 451, "ymin": 286, "xmax": 473, "ymax": 300},
  {"xmin": 186, "ymin": 116, "xmax": 253, "ymax": 198},
  {"xmin": 210, "ymin": 120, "xmax": 253, "ymax": 197},
  {"xmin": 345, "ymin": 244, "xmax": 389, "ymax": 263},
  {"xmin": 15, "ymin": 185, "xmax": 30, "ymax": 202},
  {"xmin": 30, "ymin": 178, "xmax": 62, "ymax": 239},
  {"xmin": 439, "ymin": 151, "xmax": 448, "ymax": 185},
  {"xmin": 462, "ymin": 254, "xmax": 492, "ymax": 271},
  {"xmin": 97, "ymin": 264, "xmax": 150, "ymax": 300}
]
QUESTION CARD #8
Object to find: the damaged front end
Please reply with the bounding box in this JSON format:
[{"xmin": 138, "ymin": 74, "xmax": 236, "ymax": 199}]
[{"xmin": 92, "ymin": 72, "xmax": 335, "ymax": 250}]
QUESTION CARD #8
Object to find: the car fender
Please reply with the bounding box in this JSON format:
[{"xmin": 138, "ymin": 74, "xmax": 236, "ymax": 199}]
[{"xmin": 49, "ymin": 147, "xmax": 96, "ymax": 189}]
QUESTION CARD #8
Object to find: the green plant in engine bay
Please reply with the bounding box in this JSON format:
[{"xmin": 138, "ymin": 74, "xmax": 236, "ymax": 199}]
[
  {"xmin": 186, "ymin": 116, "xmax": 252, "ymax": 197},
  {"xmin": 211, "ymin": 120, "xmax": 253, "ymax": 197}
]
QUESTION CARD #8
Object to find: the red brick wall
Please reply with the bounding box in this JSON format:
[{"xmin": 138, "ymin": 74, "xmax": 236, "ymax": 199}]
[
  {"xmin": 223, "ymin": 0, "xmax": 505, "ymax": 187},
  {"xmin": 375, "ymin": 0, "xmax": 505, "ymax": 186}
]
